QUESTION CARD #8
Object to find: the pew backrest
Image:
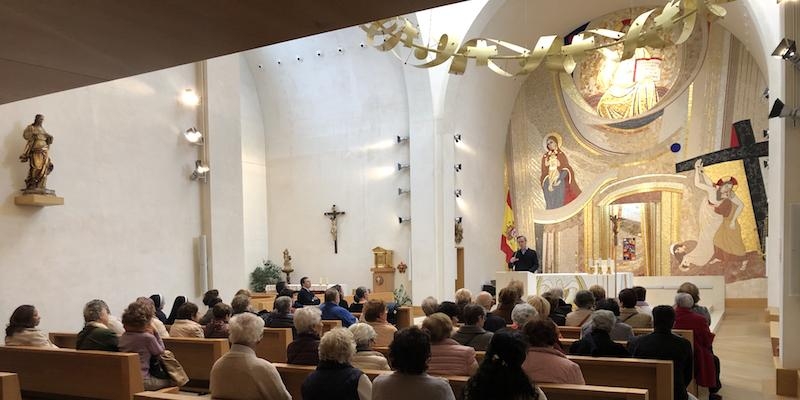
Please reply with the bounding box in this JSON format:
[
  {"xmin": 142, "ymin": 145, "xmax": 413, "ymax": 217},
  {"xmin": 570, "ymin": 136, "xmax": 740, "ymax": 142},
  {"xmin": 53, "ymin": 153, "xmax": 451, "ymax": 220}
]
[
  {"xmin": 162, "ymin": 337, "xmax": 229, "ymax": 383},
  {"xmin": 49, "ymin": 332, "xmax": 78, "ymax": 349},
  {"xmin": 256, "ymin": 328, "xmax": 293, "ymax": 363},
  {"xmin": 0, "ymin": 346, "xmax": 144, "ymax": 400},
  {"xmin": 0, "ymin": 372, "xmax": 21, "ymax": 400},
  {"xmin": 134, "ymin": 392, "xmax": 210, "ymax": 400},
  {"xmin": 396, "ymin": 307, "xmax": 413, "ymax": 329},
  {"xmin": 567, "ymin": 355, "xmax": 671, "ymax": 400},
  {"xmin": 320, "ymin": 320, "xmax": 342, "ymax": 334}
]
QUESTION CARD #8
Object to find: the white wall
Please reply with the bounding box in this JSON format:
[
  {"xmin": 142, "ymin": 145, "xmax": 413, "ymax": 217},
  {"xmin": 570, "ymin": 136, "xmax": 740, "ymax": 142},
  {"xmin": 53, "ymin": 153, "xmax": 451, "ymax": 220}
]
[
  {"xmin": 0, "ymin": 65, "xmax": 202, "ymax": 332},
  {"xmin": 245, "ymin": 27, "xmax": 413, "ymax": 290}
]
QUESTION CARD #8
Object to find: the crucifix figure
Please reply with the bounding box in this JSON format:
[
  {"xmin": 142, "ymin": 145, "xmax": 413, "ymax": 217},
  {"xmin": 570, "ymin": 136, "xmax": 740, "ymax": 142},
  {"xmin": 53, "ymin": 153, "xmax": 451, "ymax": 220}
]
[{"xmin": 324, "ymin": 204, "xmax": 346, "ymax": 254}]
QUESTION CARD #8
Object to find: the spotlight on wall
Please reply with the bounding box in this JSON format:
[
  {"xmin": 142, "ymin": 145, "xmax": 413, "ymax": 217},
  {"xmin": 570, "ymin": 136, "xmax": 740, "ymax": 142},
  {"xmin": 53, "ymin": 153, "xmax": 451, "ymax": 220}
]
[
  {"xmin": 454, "ymin": 189, "xmax": 462, "ymax": 198},
  {"xmin": 183, "ymin": 127, "xmax": 204, "ymax": 145},
  {"xmin": 454, "ymin": 134, "xmax": 462, "ymax": 143},
  {"xmin": 455, "ymin": 217, "xmax": 463, "ymax": 224},
  {"xmin": 398, "ymin": 216, "xmax": 411, "ymax": 224},
  {"xmin": 398, "ymin": 187, "xmax": 410, "ymax": 195},
  {"xmin": 190, "ymin": 160, "xmax": 210, "ymax": 182},
  {"xmin": 397, "ymin": 162, "xmax": 410, "ymax": 171},
  {"xmin": 769, "ymin": 98, "xmax": 799, "ymax": 120},
  {"xmin": 763, "ymin": 129, "xmax": 769, "ymax": 139},
  {"xmin": 772, "ymin": 38, "xmax": 800, "ymax": 68},
  {"xmin": 396, "ymin": 135, "xmax": 409, "ymax": 144},
  {"xmin": 454, "ymin": 163, "xmax": 462, "ymax": 172},
  {"xmin": 180, "ymin": 88, "xmax": 201, "ymax": 107}
]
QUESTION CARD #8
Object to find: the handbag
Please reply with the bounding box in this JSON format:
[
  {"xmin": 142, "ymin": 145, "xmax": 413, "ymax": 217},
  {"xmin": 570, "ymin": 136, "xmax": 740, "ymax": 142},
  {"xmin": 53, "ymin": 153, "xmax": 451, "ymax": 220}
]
[{"xmin": 148, "ymin": 350, "xmax": 189, "ymax": 386}]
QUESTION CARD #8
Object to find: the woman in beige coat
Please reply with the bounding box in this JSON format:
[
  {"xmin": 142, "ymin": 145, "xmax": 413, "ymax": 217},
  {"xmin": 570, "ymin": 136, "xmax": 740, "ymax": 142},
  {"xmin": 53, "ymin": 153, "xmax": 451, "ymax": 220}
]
[
  {"xmin": 349, "ymin": 323, "xmax": 390, "ymax": 370},
  {"xmin": 4, "ymin": 304, "xmax": 57, "ymax": 348},
  {"xmin": 169, "ymin": 302, "xmax": 204, "ymax": 338}
]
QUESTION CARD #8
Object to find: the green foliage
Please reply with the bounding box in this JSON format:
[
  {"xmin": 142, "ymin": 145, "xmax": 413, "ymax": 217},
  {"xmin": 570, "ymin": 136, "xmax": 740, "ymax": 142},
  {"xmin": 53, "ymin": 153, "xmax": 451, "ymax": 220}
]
[
  {"xmin": 250, "ymin": 260, "xmax": 282, "ymax": 293},
  {"xmin": 393, "ymin": 284, "xmax": 412, "ymax": 307}
]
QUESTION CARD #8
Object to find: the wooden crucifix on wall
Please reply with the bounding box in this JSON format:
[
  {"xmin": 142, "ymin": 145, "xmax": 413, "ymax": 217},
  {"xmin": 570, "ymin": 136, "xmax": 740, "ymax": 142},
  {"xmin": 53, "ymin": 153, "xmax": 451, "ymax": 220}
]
[{"xmin": 324, "ymin": 204, "xmax": 346, "ymax": 254}]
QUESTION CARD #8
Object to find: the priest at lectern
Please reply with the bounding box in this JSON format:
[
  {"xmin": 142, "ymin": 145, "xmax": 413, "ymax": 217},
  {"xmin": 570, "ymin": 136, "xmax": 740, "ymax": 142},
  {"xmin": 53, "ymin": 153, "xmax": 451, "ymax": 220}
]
[{"xmin": 508, "ymin": 235, "xmax": 540, "ymax": 273}]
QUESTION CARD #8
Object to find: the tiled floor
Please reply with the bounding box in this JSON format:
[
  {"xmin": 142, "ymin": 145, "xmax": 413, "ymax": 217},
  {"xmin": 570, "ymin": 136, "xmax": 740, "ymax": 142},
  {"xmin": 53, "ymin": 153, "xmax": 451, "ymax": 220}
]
[{"xmin": 714, "ymin": 307, "xmax": 792, "ymax": 400}]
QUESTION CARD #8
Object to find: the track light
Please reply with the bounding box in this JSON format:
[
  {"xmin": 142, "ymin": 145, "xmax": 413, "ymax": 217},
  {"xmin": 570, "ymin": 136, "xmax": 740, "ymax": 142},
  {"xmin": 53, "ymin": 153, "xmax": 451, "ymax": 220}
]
[
  {"xmin": 190, "ymin": 160, "xmax": 210, "ymax": 182},
  {"xmin": 180, "ymin": 88, "xmax": 201, "ymax": 107},
  {"xmin": 398, "ymin": 216, "xmax": 411, "ymax": 224},
  {"xmin": 454, "ymin": 134, "xmax": 462, "ymax": 143},
  {"xmin": 397, "ymin": 163, "xmax": 410, "ymax": 171},
  {"xmin": 772, "ymin": 38, "xmax": 800, "ymax": 68},
  {"xmin": 455, "ymin": 217, "xmax": 463, "ymax": 224},
  {"xmin": 398, "ymin": 188, "xmax": 410, "ymax": 195},
  {"xmin": 183, "ymin": 127, "xmax": 204, "ymax": 145},
  {"xmin": 769, "ymin": 98, "xmax": 799, "ymax": 120},
  {"xmin": 396, "ymin": 135, "xmax": 409, "ymax": 144},
  {"xmin": 454, "ymin": 163, "xmax": 462, "ymax": 172},
  {"xmin": 454, "ymin": 189, "xmax": 462, "ymax": 198}
]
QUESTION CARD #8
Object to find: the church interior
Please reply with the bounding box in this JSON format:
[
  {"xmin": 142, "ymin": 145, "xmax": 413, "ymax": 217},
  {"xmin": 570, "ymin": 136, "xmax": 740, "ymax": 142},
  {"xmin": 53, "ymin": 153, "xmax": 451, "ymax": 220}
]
[{"xmin": 1, "ymin": 0, "xmax": 799, "ymax": 399}]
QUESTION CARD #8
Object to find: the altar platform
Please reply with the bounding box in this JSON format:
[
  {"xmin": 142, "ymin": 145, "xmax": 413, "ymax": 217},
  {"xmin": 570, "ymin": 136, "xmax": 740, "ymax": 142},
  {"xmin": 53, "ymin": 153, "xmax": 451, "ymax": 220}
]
[{"xmin": 495, "ymin": 271, "xmax": 634, "ymax": 303}]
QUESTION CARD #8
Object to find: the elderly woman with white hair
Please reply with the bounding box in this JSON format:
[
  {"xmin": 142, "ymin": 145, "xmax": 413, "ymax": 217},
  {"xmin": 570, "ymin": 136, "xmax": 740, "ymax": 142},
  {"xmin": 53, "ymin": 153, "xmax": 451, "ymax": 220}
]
[
  {"xmin": 569, "ymin": 310, "xmax": 630, "ymax": 357},
  {"xmin": 287, "ymin": 306, "xmax": 323, "ymax": 365},
  {"xmin": 77, "ymin": 299, "xmax": 119, "ymax": 352},
  {"xmin": 210, "ymin": 313, "xmax": 291, "ymax": 399},
  {"xmin": 302, "ymin": 327, "xmax": 372, "ymax": 400},
  {"xmin": 509, "ymin": 303, "xmax": 538, "ymax": 330},
  {"xmin": 349, "ymin": 323, "xmax": 390, "ymax": 370}
]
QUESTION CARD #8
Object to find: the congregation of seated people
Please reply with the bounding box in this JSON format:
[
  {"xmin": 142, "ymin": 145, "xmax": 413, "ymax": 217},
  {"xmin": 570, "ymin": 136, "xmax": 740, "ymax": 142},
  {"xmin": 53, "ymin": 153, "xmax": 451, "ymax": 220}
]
[{"xmin": 3, "ymin": 278, "xmax": 720, "ymax": 400}]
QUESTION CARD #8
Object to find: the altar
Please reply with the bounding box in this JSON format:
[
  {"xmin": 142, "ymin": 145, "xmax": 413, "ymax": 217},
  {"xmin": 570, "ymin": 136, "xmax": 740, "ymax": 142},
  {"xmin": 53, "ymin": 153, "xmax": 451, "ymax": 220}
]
[
  {"xmin": 264, "ymin": 283, "xmax": 348, "ymax": 294},
  {"xmin": 494, "ymin": 272, "xmax": 634, "ymax": 303}
]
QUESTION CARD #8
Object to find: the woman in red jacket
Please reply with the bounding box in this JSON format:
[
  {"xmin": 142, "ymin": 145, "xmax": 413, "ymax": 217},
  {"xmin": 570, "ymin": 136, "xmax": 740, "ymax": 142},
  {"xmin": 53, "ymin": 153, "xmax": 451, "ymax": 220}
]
[{"xmin": 674, "ymin": 293, "xmax": 721, "ymax": 400}]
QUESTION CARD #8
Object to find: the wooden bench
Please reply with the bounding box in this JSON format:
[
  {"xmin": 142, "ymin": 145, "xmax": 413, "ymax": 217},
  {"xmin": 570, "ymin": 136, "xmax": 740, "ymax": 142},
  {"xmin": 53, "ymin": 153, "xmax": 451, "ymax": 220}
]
[
  {"xmin": 134, "ymin": 392, "xmax": 210, "ymax": 400},
  {"xmin": 162, "ymin": 337, "xmax": 229, "ymax": 391},
  {"xmin": 0, "ymin": 346, "xmax": 144, "ymax": 400},
  {"xmin": 273, "ymin": 363, "xmax": 647, "ymax": 400},
  {"xmin": 321, "ymin": 319, "xmax": 342, "ymax": 334},
  {"xmin": 567, "ymin": 355, "xmax": 671, "ymax": 400},
  {"xmin": 49, "ymin": 332, "xmax": 78, "ymax": 348},
  {"xmin": 0, "ymin": 373, "xmax": 21, "ymax": 400},
  {"xmin": 255, "ymin": 328, "xmax": 293, "ymax": 363}
]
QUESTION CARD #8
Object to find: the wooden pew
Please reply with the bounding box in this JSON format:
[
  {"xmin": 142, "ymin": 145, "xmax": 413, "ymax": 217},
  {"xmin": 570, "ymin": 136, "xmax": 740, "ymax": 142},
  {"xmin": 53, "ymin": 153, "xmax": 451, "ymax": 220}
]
[
  {"xmin": 0, "ymin": 346, "xmax": 144, "ymax": 400},
  {"xmin": 162, "ymin": 337, "xmax": 229, "ymax": 391},
  {"xmin": 135, "ymin": 392, "xmax": 210, "ymax": 400},
  {"xmin": 321, "ymin": 319, "xmax": 342, "ymax": 334},
  {"xmin": 396, "ymin": 306, "xmax": 413, "ymax": 329},
  {"xmin": 0, "ymin": 373, "xmax": 21, "ymax": 400},
  {"xmin": 567, "ymin": 355, "xmax": 671, "ymax": 400},
  {"xmin": 255, "ymin": 328, "xmax": 293, "ymax": 363},
  {"xmin": 49, "ymin": 332, "xmax": 78, "ymax": 348},
  {"xmin": 274, "ymin": 363, "xmax": 647, "ymax": 400}
]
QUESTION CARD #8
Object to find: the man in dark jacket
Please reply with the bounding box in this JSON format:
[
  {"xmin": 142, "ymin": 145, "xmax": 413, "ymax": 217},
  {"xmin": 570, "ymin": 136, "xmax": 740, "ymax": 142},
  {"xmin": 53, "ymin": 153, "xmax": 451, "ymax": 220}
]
[
  {"xmin": 569, "ymin": 310, "xmax": 629, "ymax": 357},
  {"xmin": 452, "ymin": 304, "xmax": 494, "ymax": 351},
  {"xmin": 507, "ymin": 235, "xmax": 540, "ymax": 272},
  {"xmin": 264, "ymin": 295, "xmax": 296, "ymax": 337},
  {"xmin": 629, "ymin": 305, "xmax": 694, "ymax": 400},
  {"xmin": 298, "ymin": 277, "xmax": 321, "ymax": 306}
]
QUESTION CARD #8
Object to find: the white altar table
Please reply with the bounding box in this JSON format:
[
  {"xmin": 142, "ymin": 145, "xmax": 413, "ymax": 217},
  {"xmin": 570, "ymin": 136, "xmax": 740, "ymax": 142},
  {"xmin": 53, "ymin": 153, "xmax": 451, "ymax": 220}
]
[
  {"xmin": 264, "ymin": 283, "xmax": 348, "ymax": 294},
  {"xmin": 494, "ymin": 272, "xmax": 634, "ymax": 304}
]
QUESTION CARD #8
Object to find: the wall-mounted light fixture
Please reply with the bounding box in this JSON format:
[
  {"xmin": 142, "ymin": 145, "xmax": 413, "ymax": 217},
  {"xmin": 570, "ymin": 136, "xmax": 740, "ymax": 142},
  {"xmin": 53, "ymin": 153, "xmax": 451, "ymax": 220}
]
[
  {"xmin": 455, "ymin": 217, "xmax": 463, "ymax": 224},
  {"xmin": 763, "ymin": 129, "xmax": 769, "ymax": 139},
  {"xmin": 454, "ymin": 134, "xmax": 462, "ymax": 143},
  {"xmin": 769, "ymin": 98, "xmax": 799, "ymax": 121},
  {"xmin": 398, "ymin": 216, "xmax": 411, "ymax": 224},
  {"xmin": 184, "ymin": 127, "xmax": 204, "ymax": 145},
  {"xmin": 398, "ymin": 188, "xmax": 410, "ymax": 196},
  {"xmin": 190, "ymin": 160, "xmax": 210, "ymax": 182},
  {"xmin": 454, "ymin": 189, "xmax": 462, "ymax": 198},
  {"xmin": 454, "ymin": 163, "xmax": 462, "ymax": 172},
  {"xmin": 772, "ymin": 38, "xmax": 800, "ymax": 69},
  {"xmin": 396, "ymin": 135, "xmax": 409, "ymax": 144},
  {"xmin": 397, "ymin": 162, "xmax": 410, "ymax": 171},
  {"xmin": 180, "ymin": 88, "xmax": 201, "ymax": 107}
]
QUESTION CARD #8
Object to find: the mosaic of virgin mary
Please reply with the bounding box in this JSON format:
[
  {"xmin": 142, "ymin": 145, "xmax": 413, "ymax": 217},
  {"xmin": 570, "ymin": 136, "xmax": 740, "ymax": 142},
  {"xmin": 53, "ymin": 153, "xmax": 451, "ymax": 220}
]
[{"xmin": 540, "ymin": 133, "xmax": 582, "ymax": 209}]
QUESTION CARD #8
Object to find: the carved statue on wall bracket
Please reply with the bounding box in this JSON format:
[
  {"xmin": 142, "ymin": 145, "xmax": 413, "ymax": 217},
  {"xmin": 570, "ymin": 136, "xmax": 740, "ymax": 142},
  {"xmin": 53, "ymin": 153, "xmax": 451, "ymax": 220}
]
[{"xmin": 14, "ymin": 114, "xmax": 63, "ymax": 207}]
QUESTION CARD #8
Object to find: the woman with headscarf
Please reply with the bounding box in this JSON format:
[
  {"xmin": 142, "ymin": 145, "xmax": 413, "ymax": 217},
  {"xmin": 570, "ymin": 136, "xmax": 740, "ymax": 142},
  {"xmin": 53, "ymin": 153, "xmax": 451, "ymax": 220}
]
[
  {"xmin": 166, "ymin": 295, "xmax": 186, "ymax": 325},
  {"xmin": 150, "ymin": 294, "xmax": 168, "ymax": 324}
]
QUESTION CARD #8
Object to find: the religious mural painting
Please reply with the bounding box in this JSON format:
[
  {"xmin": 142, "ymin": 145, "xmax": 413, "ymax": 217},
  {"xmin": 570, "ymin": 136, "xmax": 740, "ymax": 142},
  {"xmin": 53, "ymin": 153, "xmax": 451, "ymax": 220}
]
[{"xmin": 540, "ymin": 133, "xmax": 581, "ymax": 209}]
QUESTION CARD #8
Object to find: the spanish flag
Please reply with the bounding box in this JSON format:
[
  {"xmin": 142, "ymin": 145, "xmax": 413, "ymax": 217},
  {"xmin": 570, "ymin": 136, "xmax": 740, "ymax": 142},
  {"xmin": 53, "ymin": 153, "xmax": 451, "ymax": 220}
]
[{"xmin": 500, "ymin": 189, "xmax": 519, "ymax": 263}]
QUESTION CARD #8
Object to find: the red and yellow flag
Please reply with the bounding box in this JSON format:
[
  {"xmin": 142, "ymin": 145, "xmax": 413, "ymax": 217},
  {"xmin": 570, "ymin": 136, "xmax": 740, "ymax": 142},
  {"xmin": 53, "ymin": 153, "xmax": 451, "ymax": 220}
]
[{"xmin": 500, "ymin": 189, "xmax": 519, "ymax": 262}]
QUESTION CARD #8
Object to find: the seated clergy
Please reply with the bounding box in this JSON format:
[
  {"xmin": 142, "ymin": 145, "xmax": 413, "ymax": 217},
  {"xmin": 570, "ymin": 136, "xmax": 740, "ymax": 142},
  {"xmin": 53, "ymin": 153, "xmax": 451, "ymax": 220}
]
[
  {"xmin": 569, "ymin": 310, "xmax": 630, "ymax": 358},
  {"xmin": 522, "ymin": 320, "xmax": 584, "ymax": 384},
  {"xmin": 287, "ymin": 306, "xmax": 323, "ymax": 365},
  {"xmin": 210, "ymin": 313, "xmax": 291, "ymax": 400},
  {"xmin": 372, "ymin": 327, "xmax": 456, "ymax": 400},
  {"xmin": 674, "ymin": 292, "xmax": 721, "ymax": 398},
  {"xmin": 77, "ymin": 299, "xmax": 119, "ymax": 351},
  {"xmin": 302, "ymin": 328, "xmax": 372, "ymax": 400},
  {"xmin": 204, "ymin": 303, "xmax": 232, "ymax": 339},
  {"xmin": 475, "ymin": 291, "xmax": 506, "ymax": 332},
  {"xmin": 264, "ymin": 295, "xmax": 296, "ymax": 337},
  {"xmin": 320, "ymin": 288, "xmax": 357, "ymax": 327},
  {"xmin": 581, "ymin": 298, "xmax": 634, "ymax": 342},
  {"xmin": 363, "ymin": 299, "xmax": 397, "ymax": 347},
  {"xmin": 298, "ymin": 277, "xmax": 321, "ymax": 306},
  {"xmin": 150, "ymin": 294, "xmax": 168, "ymax": 324},
  {"xmin": 452, "ymin": 303, "xmax": 494, "ymax": 351},
  {"xmin": 423, "ymin": 313, "xmax": 479, "ymax": 376},
  {"xmin": 5, "ymin": 304, "xmax": 58, "ymax": 348},
  {"xmin": 169, "ymin": 302, "xmax": 204, "ymax": 338},
  {"xmin": 565, "ymin": 290, "xmax": 595, "ymax": 327},
  {"xmin": 629, "ymin": 305, "xmax": 694, "ymax": 400},
  {"xmin": 618, "ymin": 288, "xmax": 653, "ymax": 328},
  {"xmin": 349, "ymin": 323, "xmax": 391, "ymax": 370}
]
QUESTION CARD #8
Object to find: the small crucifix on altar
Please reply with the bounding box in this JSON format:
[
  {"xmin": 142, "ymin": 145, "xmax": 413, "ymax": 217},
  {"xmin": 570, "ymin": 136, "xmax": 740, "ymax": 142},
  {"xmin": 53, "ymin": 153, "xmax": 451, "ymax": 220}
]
[{"xmin": 324, "ymin": 204, "xmax": 346, "ymax": 254}]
